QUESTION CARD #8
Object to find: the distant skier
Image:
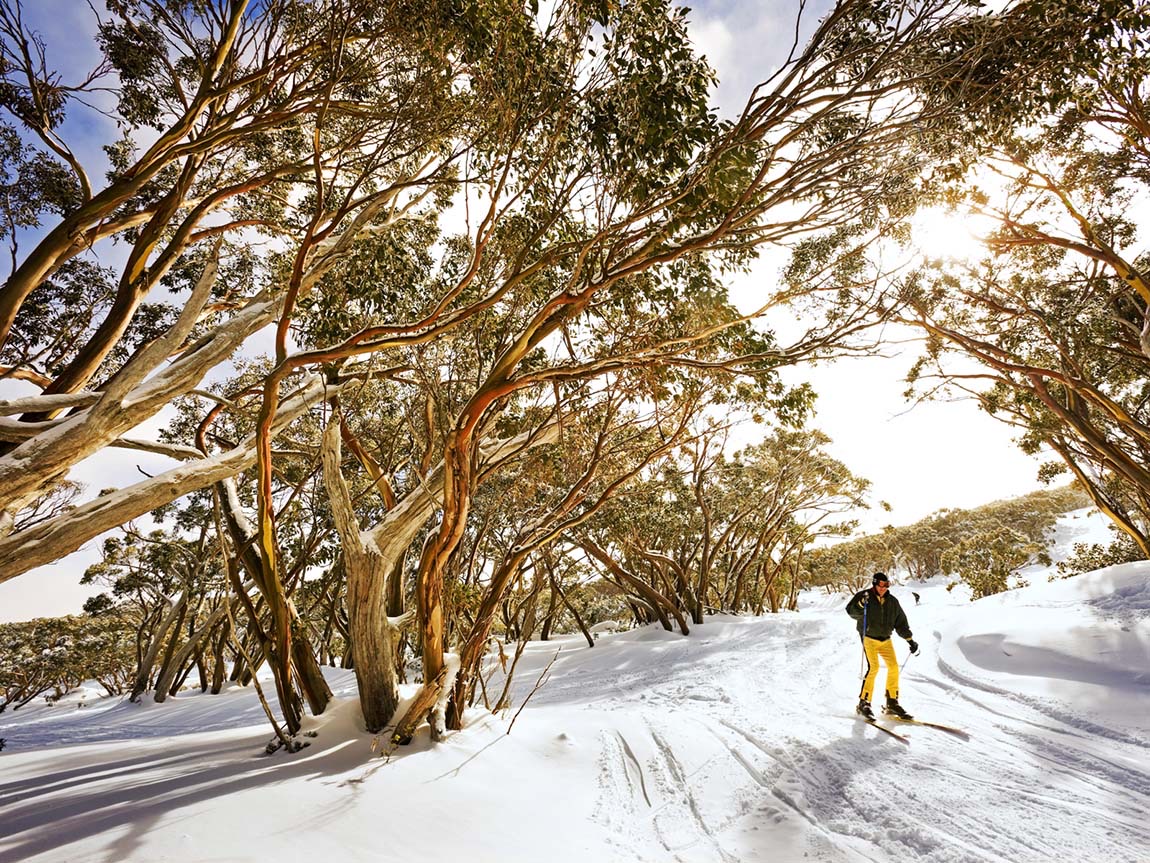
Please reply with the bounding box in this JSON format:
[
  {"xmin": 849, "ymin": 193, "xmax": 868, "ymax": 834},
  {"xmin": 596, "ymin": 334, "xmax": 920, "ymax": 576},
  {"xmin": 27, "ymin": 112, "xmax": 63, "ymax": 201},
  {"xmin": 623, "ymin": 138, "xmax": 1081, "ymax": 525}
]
[{"xmin": 846, "ymin": 572, "xmax": 919, "ymax": 721}]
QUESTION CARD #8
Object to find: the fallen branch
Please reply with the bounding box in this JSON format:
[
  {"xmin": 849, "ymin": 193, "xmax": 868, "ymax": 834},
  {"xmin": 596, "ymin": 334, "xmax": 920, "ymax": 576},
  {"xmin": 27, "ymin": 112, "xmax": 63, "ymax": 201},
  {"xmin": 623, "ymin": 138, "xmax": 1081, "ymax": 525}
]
[{"xmin": 506, "ymin": 647, "xmax": 561, "ymax": 736}]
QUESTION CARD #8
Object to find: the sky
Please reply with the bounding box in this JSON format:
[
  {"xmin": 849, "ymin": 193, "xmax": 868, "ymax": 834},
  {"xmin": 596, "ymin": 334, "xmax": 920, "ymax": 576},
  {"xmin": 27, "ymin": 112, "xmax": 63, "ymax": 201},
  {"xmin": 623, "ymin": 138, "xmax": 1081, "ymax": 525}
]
[
  {"xmin": 686, "ymin": 0, "xmax": 1049, "ymax": 527},
  {"xmin": 2, "ymin": 508, "xmax": 1148, "ymax": 862},
  {"xmin": 0, "ymin": 0, "xmax": 1050, "ymax": 623}
]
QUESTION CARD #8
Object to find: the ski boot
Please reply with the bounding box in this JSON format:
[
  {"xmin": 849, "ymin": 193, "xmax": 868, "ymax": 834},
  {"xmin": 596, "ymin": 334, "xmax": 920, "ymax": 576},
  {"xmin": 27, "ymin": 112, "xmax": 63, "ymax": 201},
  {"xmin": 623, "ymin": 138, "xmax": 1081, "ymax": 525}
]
[
  {"xmin": 883, "ymin": 696, "xmax": 913, "ymax": 720},
  {"xmin": 856, "ymin": 698, "xmax": 875, "ymax": 720}
]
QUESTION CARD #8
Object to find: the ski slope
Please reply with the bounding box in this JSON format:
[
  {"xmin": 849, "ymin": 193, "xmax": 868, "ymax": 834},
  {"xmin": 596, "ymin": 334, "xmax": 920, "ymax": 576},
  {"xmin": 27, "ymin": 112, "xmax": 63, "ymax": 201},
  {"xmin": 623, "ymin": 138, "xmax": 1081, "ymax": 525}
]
[{"xmin": 1, "ymin": 510, "xmax": 1148, "ymax": 863}]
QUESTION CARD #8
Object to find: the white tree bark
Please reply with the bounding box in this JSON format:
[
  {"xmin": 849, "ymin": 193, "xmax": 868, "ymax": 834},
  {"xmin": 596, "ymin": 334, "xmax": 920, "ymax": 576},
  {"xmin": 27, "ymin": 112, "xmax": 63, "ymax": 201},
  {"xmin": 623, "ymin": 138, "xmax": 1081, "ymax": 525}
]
[
  {"xmin": 321, "ymin": 416, "xmax": 402, "ymax": 733},
  {"xmin": 0, "ymin": 374, "xmax": 335, "ymax": 584},
  {"xmin": 0, "ymin": 289, "xmax": 283, "ymax": 517}
]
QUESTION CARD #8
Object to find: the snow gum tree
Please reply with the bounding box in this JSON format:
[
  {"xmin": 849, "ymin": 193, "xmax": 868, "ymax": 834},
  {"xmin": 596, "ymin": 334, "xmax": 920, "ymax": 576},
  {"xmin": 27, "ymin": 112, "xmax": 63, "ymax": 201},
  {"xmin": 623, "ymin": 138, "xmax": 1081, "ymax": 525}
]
[
  {"xmin": 575, "ymin": 424, "xmax": 868, "ymax": 622},
  {"xmin": 0, "ymin": 0, "xmax": 558, "ymax": 735},
  {"xmin": 805, "ymin": 485, "xmax": 1086, "ymax": 591},
  {"xmin": 80, "ymin": 522, "xmax": 229, "ymax": 703},
  {"xmin": 0, "ymin": 0, "xmax": 1007, "ymax": 741},
  {"xmin": 434, "ymin": 376, "xmax": 739, "ymax": 729},
  {"xmin": 940, "ymin": 526, "xmax": 1039, "ymax": 599},
  {"xmin": 0, "ymin": 613, "xmax": 135, "ymax": 710},
  {"xmin": 359, "ymin": 0, "xmax": 998, "ymax": 739},
  {"xmin": 0, "ymin": 0, "xmax": 501, "ymax": 575}
]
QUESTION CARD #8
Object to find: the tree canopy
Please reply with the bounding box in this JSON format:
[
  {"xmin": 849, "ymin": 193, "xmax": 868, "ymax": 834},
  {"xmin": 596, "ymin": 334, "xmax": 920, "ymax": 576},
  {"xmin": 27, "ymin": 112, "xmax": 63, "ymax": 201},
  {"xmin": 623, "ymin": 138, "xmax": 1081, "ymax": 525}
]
[{"xmin": 3, "ymin": 0, "xmax": 1140, "ymax": 744}]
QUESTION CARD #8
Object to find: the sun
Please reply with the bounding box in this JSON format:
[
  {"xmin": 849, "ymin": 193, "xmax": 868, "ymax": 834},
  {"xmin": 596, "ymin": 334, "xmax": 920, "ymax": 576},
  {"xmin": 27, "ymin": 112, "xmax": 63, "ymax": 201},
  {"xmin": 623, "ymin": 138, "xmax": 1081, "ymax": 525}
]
[{"xmin": 909, "ymin": 206, "xmax": 997, "ymax": 265}]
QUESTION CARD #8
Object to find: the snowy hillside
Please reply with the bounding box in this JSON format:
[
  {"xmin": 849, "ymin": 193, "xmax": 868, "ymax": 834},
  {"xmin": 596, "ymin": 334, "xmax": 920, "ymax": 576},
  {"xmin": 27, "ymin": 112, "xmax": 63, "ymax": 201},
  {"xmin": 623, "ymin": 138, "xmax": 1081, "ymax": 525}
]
[{"xmin": 2, "ymin": 509, "xmax": 1148, "ymax": 863}]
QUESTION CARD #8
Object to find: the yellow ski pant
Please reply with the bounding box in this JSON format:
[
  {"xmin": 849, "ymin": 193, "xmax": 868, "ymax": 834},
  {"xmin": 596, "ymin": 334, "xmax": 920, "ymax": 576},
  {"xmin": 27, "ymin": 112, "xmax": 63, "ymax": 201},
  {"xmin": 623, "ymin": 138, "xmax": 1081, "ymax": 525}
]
[{"xmin": 859, "ymin": 636, "xmax": 899, "ymax": 703}]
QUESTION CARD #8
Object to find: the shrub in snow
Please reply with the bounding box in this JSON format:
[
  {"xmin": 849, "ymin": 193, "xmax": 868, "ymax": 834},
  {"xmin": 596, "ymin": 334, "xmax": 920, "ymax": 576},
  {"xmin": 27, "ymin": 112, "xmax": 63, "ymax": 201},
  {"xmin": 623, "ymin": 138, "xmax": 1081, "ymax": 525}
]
[
  {"xmin": 1054, "ymin": 538, "xmax": 1144, "ymax": 580},
  {"xmin": 941, "ymin": 526, "xmax": 1045, "ymax": 599},
  {"xmin": 0, "ymin": 614, "xmax": 135, "ymax": 711}
]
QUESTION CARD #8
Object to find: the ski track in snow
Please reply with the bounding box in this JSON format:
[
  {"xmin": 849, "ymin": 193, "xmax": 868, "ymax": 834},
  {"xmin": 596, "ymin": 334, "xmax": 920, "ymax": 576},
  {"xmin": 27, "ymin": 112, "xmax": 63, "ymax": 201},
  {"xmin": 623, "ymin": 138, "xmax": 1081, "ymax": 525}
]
[
  {"xmin": 562, "ymin": 600, "xmax": 1150, "ymax": 863},
  {"xmin": 934, "ymin": 651, "xmax": 1149, "ymax": 748}
]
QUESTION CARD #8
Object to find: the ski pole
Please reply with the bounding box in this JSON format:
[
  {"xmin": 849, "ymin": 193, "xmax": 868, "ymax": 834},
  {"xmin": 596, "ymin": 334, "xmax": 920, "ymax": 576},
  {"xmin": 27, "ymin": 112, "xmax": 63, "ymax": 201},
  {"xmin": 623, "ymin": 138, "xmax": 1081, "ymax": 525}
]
[
  {"xmin": 903, "ymin": 643, "xmax": 918, "ymax": 669},
  {"xmin": 859, "ymin": 593, "xmax": 868, "ymax": 679}
]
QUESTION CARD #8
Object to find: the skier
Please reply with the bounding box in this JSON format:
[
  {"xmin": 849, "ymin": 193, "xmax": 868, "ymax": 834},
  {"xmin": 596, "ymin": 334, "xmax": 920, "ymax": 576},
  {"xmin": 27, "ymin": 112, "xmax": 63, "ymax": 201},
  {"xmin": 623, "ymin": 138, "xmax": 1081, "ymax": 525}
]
[{"xmin": 846, "ymin": 572, "xmax": 919, "ymax": 721}]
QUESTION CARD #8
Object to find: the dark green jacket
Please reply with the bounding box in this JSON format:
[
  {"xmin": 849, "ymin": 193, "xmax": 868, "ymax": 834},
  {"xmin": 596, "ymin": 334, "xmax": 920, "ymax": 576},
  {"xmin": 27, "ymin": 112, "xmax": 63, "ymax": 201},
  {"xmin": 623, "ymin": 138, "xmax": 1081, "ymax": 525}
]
[{"xmin": 846, "ymin": 588, "xmax": 912, "ymax": 642}]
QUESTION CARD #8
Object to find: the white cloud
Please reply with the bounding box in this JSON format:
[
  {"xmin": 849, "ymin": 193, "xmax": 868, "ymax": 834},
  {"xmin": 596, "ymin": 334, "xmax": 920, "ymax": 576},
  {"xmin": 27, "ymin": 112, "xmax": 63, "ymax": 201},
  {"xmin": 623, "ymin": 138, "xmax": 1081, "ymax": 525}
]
[{"xmin": 689, "ymin": 16, "xmax": 734, "ymax": 78}]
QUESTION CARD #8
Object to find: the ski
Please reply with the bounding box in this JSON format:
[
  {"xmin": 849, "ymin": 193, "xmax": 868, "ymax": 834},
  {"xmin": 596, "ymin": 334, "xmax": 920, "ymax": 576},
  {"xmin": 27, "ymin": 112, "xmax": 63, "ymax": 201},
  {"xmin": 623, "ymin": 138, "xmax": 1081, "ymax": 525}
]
[
  {"xmin": 882, "ymin": 716, "xmax": 969, "ymax": 740},
  {"xmin": 856, "ymin": 715, "xmax": 910, "ymax": 744}
]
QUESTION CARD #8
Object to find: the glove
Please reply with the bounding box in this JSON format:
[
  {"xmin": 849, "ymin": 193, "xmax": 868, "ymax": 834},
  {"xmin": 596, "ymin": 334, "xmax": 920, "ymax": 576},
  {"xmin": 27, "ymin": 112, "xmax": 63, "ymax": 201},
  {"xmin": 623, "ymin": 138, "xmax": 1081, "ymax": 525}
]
[
  {"xmin": 858, "ymin": 594, "xmax": 868, "ymax": 608},
  {"xmin": 907, "ymin": 639, "xmax": 919, "ymax": 655}
]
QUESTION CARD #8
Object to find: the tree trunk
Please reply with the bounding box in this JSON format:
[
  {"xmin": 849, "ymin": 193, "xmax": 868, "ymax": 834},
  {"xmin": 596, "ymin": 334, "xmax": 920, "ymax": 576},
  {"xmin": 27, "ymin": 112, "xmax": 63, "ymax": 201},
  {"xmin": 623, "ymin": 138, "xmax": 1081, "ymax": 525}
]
[
  {"xmin": 391, "ymin": 664, "xmax": 451, "ymax": 746},
  {"xmin": 447, "ymin": 554, "xmax": 528, "ymax": 730},
  {"xmin": 539, "ymin": 576, "xmax": 560, "ymax": 641},
  {"xmin": 218, "ymin": 479, "xmax": 317, "ymax": 732},
  {"xmin": 130, "ymin": 592, "xmax": 188, "ymax": 702},
  {"xmin": 194, "ymin": 645, "xmax": 208, "ymax": 693},
  {"xmin": 321, "ymin": 418, "xmax": 401, "ymax": 733},
  {"xmin": 387, "ymin": 549, "xmax": 406, "ymax": 618},
  {"xmin": 344, "ymin": 550, "xmax": 401, "ymax": 733},
  {"xmin": 414, "ymin": 431, "xmax": 472, "ymax": 738},
  {"xmin": 550, "ymin": 571, "xmax": 594, "ymax": 648},
  {"xmin": 153, "ymin": 603, "xmax": 229, "ymax": 703},
  {"xmin": 210, "ymin": 624, "xmax": 228, "ymax": 694},
  {"xmin": 291, "ymin": 619, "xmax": 334, "ymax": 715},
  {"xmin": 579, "ymin": 539, "xmax": 688, "ymax": 634}
]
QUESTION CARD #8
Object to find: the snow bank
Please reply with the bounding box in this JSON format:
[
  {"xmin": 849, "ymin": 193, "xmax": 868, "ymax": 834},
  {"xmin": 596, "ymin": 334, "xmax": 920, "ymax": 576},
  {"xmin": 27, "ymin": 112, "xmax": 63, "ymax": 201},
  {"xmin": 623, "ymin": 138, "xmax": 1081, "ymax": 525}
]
[{"xmin": 937, "ymin": 562, "xmax": 1150, "ymax": 734}]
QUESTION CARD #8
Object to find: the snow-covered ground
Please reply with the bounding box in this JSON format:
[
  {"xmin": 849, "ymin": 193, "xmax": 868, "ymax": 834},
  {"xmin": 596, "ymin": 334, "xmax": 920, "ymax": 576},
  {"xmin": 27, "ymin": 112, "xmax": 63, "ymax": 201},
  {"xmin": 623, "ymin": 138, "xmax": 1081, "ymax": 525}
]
[{"xmin": 2, "ymin": 509, "xmax": 1148, "ymax": 863}]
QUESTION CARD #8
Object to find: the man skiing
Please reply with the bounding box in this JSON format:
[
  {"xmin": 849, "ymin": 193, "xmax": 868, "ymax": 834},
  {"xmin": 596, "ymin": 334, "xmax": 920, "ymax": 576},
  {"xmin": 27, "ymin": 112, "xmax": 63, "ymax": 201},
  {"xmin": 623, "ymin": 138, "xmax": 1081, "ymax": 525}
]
[{"xmin": 846, "ymin": 572, "xmax": 919, "ymax": 721}]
